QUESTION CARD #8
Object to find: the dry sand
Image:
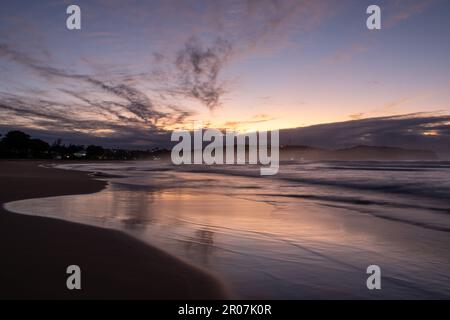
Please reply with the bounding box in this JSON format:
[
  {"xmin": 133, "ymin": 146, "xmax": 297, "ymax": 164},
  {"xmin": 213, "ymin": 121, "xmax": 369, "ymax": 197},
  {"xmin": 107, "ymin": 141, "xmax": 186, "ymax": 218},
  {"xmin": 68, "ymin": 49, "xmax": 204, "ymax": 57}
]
[{"xmin": 0, "ymin": 161, "xmax": 229, "ymax": 299}]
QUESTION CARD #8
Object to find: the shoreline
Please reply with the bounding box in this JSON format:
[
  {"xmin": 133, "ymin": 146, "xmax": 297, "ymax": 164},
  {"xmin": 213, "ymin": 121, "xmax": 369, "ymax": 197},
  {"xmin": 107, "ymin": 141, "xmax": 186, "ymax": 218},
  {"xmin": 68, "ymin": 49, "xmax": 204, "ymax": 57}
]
[{"xmin": 0, "ymin": 160, "xmax": 229, "ymax": 299}]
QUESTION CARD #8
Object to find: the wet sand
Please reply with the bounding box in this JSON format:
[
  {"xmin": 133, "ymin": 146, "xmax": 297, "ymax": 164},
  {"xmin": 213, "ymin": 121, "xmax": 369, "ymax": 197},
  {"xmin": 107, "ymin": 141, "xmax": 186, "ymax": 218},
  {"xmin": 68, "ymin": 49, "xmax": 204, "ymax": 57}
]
[
  {"xmin": 7, "ymin": 161, "xmax": 448, "ymax": 299},
  {"xmin": 0, "ymin": 161, "xmax": 228, "ymax": 299}
]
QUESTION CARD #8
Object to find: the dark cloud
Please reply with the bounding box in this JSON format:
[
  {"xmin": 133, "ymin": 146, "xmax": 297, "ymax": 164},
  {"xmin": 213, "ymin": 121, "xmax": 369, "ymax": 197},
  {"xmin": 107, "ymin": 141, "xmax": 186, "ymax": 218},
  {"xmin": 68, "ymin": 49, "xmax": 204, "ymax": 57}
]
[
  {"xmin": 2, "ymin": 86, "xmax": 450, "ymax": 154},
  {"xmin": 280, "ymin": 113, "xmax": 450, "ymax": 154},
  {"xmin": 174, "ymin": 37, "xmax": 232, "ymax": 110},
  {"xmin": 0, "ymin": 92, "xmax": 174, "ymax": 148},
  {"xmin": 83, "ymin": 79, "xmax": 164, "ymax": 123},
  {"xmin": 0, "ymin": 42, "xmax": 196, "ymax": 145},
  {"xmin": 15, "ymin": 61, "xmax": 164, "ymax": 123},
  {"xmin": 0, "ymin": 121, "xmax": 172, "ymax": 149}
]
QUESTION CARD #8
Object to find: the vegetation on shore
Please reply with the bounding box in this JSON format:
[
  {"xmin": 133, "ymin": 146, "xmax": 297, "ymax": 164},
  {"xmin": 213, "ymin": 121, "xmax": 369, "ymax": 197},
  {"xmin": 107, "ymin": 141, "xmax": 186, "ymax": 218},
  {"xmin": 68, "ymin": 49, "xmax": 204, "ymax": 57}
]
[{"xmin": 0, "ymin": 131, "xmax": 169, "ymax": 160}]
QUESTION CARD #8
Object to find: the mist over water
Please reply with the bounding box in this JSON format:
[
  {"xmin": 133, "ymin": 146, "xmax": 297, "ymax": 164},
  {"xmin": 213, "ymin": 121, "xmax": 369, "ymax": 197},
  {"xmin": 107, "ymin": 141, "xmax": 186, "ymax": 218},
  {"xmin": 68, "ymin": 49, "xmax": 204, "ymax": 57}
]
[{"xmin": 6, "ymin": 160, "xmax": 450, "ymax": 299}]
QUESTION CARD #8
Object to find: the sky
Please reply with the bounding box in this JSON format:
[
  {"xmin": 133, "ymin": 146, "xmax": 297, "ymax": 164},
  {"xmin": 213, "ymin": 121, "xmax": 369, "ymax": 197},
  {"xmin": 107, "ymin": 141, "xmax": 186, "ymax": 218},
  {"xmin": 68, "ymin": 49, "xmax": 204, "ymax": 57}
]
[{"xmin": 0, "ymin": 0, "xmax": 449, "ymax": 150}]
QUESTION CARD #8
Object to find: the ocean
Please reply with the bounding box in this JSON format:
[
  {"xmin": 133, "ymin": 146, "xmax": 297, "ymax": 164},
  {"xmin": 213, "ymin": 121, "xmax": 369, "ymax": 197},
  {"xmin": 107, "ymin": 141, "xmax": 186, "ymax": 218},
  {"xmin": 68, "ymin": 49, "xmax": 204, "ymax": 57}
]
[{"xmin": 5, "ymin": 160, "xmax": 450, "ymax": 299}]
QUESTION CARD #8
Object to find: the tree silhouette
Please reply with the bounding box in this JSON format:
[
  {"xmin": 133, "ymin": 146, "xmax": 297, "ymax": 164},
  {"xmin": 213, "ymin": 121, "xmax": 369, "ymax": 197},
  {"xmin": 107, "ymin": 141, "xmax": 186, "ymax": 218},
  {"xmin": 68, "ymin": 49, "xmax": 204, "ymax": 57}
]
[
  {"xmin": 0, "ymin": 130, "xmax": 49, "ymax": 158},
  {"xmin": 86, "ymin": 145, "xmax": 105, "ymax": 159},
  {"xmin": 2, "ymin": 131, "xmax": 32, "ymax": 158},
  {"xmin": 0, "ymin": 130, "xmax": 169, "ymax": 160}
]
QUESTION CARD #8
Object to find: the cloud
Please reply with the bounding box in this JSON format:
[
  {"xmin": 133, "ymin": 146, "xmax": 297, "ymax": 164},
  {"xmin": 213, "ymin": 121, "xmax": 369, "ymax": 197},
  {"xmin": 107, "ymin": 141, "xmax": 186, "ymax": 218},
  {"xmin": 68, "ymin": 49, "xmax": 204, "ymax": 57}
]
[
  {"xmin": 0, "ymin": 43, "xmax": 196, "ymax": 145},
  {"xmin": 280, "ymin": 113, "xmax": 450, "ymax": 153},
  {"xmin": 2, "ymin": 1, "xmax": 445, "ymax": 150},
  {"xmin": 349, "ymin": 113, "xmax": 365, "ymax": 120},
  {"xmin": 174, "ymin": 37, "xmax": 233, "ymax": 110},
  {"xmin": 222, "ymin": 114, "xmax": 275, "ymax": 129},
  {"xmin": 378, "ymin": 97, "xmax": 413, "ymax": 113},
  {"xmin": 1, "ymin": 0, "xmax": 335, "ymax": 139},
  {"xmin": 385, "ymin": 0, "xmax": 436, "ymax": 28},
  {"xmin": 328, "ymin": 43, "xmax": 370, "ymax": 64},
  {"xmin": 0, "ymin": 92, "xmax": 175, "ymax": 148},
  {"xmin": 84, "ymin": 79, "xmax": 164, "ymax": 123},
  {"xmin": 0, "ymin": 43, "xmax": 38, "ymax": 67}
]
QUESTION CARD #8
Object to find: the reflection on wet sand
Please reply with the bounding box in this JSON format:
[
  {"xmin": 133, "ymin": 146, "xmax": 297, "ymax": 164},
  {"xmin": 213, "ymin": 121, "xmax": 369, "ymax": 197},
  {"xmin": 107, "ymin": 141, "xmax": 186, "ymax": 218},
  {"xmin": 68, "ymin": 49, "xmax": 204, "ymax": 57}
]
[
  {"xmin": 183, "ymin": 229, "xmax": 216, "ymax": 266},
  {"xmin": 5, "ymin": 163, "xmax": 450, "ymax": 299}
]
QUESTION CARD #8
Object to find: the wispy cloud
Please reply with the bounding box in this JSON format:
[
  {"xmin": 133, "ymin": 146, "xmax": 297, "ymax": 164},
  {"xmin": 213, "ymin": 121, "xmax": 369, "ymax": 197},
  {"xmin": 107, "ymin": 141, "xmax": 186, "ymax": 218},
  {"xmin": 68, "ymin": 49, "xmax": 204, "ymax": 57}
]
[
  {"xmin": 349, "ymin": 113, "xmax": 365, "ymax": 120},
  {"xmin": 174, "ymin": 37, "xmax": 233, "ymax": 110},
  {"xmin": 222, "ymin": 114, "xmax": 275, "ymax": 129},
  {"xmin": 0, "ymin": 42, "xmax": 196, "ymax": 144},
  {"xmin": 1, "ymin": 1, "xmax": 332, "ymax": 137},
  {"xmin": 327, "ymin": 0, "xmax": 439, "ymax": 64},
  {"xmin": 385, "ymin": 0, "xmax": 436, "ymax": 28},
  {"xmin": 328, "ymin": 43, "xmax": 370, "ymax": 64}
]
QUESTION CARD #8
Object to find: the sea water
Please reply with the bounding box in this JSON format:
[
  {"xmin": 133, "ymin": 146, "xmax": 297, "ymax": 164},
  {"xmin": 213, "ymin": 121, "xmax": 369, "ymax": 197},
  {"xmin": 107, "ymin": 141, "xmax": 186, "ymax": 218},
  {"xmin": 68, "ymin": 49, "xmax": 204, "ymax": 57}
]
[{"xmin": 5, "ymin": 160, "xmax": 450, "ymax": 299}]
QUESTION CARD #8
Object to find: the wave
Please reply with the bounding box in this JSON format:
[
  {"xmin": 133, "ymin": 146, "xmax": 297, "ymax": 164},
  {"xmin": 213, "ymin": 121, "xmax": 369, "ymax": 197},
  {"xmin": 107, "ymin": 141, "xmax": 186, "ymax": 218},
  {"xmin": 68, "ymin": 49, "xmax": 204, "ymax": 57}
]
[
  {"xmin": 168, "ymin": 163, "xmax": 450, "ymax": 203},
  {"xmin": 257, "ymin": 193, "xmax": 450, "ymax": 214},
  {"xmin": 322, "ymin": 204, "xmax": 450, "ymax": 233}
]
